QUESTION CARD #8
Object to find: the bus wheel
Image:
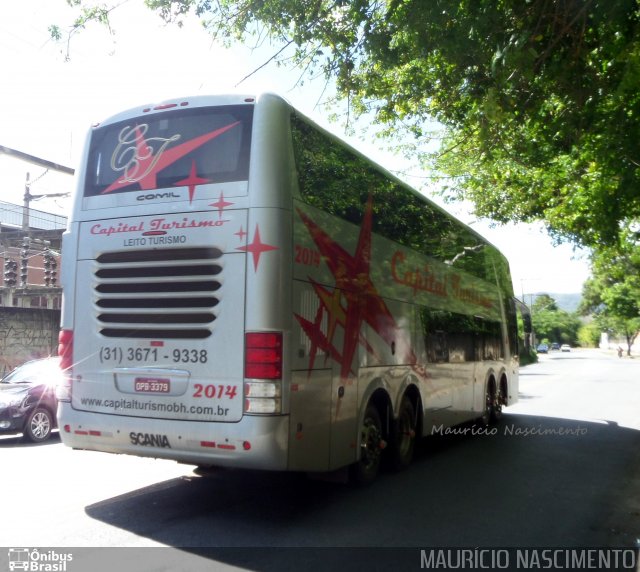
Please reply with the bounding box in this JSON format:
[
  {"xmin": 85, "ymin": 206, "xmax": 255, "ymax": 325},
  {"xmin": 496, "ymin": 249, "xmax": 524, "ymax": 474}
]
[
  {"xmin": 351, "ymin": 403, "xmax": 384, "ymax": 485},
  {"xmin": 491, "ymin": 384, "xmax": 504, "ymax": 423},
  {"xmin": 389, "ymin": 396, "xmax": 416, "ymax": 471},
  {"xmin": 480, "ymin": 384, "xmax": 493, "ymax": 427}
]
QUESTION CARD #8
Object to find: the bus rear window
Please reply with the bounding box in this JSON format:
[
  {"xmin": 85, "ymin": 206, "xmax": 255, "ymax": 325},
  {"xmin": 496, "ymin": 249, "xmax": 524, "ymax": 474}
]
[{"xmin": 84, "ymin": 105, "xmax": 253, "ymax": 196}]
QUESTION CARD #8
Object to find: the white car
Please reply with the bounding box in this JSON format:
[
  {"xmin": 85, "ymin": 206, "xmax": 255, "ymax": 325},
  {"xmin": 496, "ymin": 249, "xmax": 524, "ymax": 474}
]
[{"xmin": 561, "ymin": 344, "xmax": 571, "ymax": 352}]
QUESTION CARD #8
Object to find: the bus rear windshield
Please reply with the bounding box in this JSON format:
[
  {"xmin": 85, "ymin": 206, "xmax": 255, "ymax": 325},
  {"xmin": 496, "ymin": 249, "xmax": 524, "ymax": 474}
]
[{"xmin": 84, "ymin": 105, "xmax": 253, "ymax": 196}]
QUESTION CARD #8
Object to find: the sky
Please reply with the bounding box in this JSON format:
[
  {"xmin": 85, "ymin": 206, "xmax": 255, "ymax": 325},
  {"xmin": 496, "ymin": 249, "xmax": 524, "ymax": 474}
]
[{"xmin": 0, "ymin": 0, "xmax": 591, "ymax": 296}]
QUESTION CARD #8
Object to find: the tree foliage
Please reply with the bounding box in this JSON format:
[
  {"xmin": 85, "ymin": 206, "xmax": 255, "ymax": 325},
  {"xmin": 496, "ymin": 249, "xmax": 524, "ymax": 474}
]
[
  {"xmin": 139, "ymin": 0, "xmax": 640, "ymax": 250},
  {"xmin": 579, "ymin": 232, "xmax": 640, "ymax": 354},
  {"xmin": 577, "ymin": 321, "xmax": 602, "ymax": 348},
  {"xmin": 531, "ymin": 294, "xmax": 581, "ymax": 345},
  {"xmin": 56, "ymin": 0, "xmax": 640, "ymax": 252}
]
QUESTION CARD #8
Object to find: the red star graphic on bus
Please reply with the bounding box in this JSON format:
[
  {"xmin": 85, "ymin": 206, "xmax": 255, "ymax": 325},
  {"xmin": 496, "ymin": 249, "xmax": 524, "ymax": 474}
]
[
  {"xmin": 210, "ymin": 192, "xmax": 234, "ymax": 219},
  {"xmin": 236, "ymin": 225, "xmax": 278, "ymax": 271},
  {"xmin": 295, "ymin": 197, "xmax": 415, "ymax": 380},
  {"xmin": 176, "ymin": 160, "xmax": 210, "ymax": 203},
  {"xmin": 298, "ymin": 278, "xmax": 379, "ymax": 374}
]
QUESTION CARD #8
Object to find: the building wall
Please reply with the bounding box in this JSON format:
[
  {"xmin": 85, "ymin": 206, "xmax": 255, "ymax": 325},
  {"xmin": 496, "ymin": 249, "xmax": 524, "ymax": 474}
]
[{"xmin": 0, "ymin": 308, "xmax": 60, "ymax": 376}]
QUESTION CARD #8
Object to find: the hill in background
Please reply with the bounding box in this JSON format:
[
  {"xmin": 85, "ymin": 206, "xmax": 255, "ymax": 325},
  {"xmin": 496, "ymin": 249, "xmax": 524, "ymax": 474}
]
[{"xmin": 525, "ymin": 292, "xmax": 582, "ymax": 313}]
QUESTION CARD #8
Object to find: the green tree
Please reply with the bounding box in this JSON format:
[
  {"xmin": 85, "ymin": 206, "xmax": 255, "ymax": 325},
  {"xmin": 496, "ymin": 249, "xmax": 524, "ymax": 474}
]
[
  {"xmin": 532, "ymin": 294, "xmax": 559, "ymax": 314},
  {"xmin": 531, "ymin": 294, "xmax": 581, "ymax": 346},
  {"xmin": 577, "ymin": 321, "xmax": 602, "ymax": 348},
  {"xmin": 54, "ymin": 0, "xmax": 640, "ymax": 252},
  {"xmin": 579, "ymin": 234, "xmax": 640, "ymax": 355}
]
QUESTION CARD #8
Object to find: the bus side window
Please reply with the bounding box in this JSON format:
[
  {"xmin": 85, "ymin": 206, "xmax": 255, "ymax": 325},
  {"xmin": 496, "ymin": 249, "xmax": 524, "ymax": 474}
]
[{"xmin": 420, "ymin": 309, "xmax": 505, "ymax": 364}]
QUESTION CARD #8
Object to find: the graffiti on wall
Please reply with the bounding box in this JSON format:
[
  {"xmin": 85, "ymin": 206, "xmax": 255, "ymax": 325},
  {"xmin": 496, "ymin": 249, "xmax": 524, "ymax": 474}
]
[{"xmin": 0, "ymin": 309, "xmax": 60, "ymax": 376}]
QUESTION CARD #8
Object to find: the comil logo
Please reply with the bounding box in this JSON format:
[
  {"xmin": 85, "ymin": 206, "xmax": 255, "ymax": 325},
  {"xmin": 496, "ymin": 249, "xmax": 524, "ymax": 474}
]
[{"xmin": 7, "ymin": 549, "xmax": 73, "ymax": 572}]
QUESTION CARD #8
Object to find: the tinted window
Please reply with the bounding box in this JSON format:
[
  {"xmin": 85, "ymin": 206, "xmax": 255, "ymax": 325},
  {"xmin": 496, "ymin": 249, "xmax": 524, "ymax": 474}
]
[
  {"xmin": 291, "ymin": 113, "xmax": 519, "ymax": 356},
  {"xmin": 420, "ymin": 309, "xmax": 505, "ymax": 363},
  {"xmin": 291, "ymin": 114, "xmax": 492, "ymax": 280},
  {"xmin": 85, "ymin": 105, "xmax": 253, "ymax": 196}
]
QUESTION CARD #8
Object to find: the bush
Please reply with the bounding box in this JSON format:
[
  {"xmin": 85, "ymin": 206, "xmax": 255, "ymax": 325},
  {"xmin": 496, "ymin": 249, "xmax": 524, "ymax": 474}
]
[{"xmin": 519, "ymin": 347, "xmax": 538, "ymax": 366}]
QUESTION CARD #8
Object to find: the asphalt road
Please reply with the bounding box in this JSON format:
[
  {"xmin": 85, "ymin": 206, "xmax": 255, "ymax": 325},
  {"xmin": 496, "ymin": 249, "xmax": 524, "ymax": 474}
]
[{"xmin": 1, "ymin": 348, "xmax": 639, "ymax": 571}]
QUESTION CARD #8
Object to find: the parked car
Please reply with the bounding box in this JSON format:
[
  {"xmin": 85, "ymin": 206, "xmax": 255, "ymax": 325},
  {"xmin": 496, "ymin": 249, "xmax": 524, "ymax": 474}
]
[
  {"xmin": 0, "ymin": 357, "xmax": 63, "ymax": 442},
  {"xmin": 550, "ymin": 343, "xmax": 560, "ymax": 350},
  {"xmin": 536, "ymin": 343, "xmax": 549, "ymax": 354},
  {"xmin": 561, "ymin": 344, "xmax": 571, "ymax": 352}
]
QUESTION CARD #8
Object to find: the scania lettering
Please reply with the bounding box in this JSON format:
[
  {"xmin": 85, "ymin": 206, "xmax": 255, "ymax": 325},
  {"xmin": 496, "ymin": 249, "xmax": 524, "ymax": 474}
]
[
  {"xmin": 57, "ymin": 93, "xmax": 522, "ymax": 483},
  {"xmin": 129, "ymin": 432, "xmax": 171, "ymax": 448}
]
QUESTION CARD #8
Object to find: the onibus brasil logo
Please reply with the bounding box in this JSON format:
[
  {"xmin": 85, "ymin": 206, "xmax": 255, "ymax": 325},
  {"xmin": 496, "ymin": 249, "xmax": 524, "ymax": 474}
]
[{"xmin": 7, "ymin": 549, "xmax": 72, "ymax": 572}]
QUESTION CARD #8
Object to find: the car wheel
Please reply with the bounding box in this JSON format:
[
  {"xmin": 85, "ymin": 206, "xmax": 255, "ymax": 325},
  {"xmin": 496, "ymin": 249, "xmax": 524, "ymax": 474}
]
[{"xmin": 23, "ymin": 407, "xmax": 53, "ymax": 442}]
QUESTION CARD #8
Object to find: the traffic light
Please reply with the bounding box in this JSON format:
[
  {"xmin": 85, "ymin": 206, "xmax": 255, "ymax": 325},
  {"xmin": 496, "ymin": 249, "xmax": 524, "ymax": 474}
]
[
  {"xmin": 50, "ymin": 258, "xmax": 57, "ymax": 286},
  {"xmin": 20, "ymin": 238, "xmax": 29, "ymax": 287},
  {"xmin": 44, "ymin": 249, "xmax": 52, "ymax": 286},
  {"xmin": 4, "ymin": 259, "xmax": 17, "ymax": 287},
  {"xmin": 43, "ymin": 249, "xmax": 58, "ymax": 287},
  {"xmin": 20, "ymin": 259, "xmax": 28, "ymax": 287}
]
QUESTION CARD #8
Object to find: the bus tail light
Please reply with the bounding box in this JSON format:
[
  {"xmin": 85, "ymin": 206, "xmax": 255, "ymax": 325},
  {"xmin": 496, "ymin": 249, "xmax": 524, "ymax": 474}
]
[
  {"xmin": 244, "ymin": 332, "xmax": 282, "ymax": 415},
  {"xmin": 56, "ymin": 329, "xmax": 74, "ymax": 402},
  {"xmin": 58, "ymin": 329, "xmax": 73, "ymax": 370}
]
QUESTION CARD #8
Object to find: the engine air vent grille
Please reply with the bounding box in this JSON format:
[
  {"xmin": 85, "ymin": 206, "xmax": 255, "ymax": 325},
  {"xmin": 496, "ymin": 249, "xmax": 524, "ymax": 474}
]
[{"xmin": 94, "ymin": 248, "xmax": 223, "ymax": 339}]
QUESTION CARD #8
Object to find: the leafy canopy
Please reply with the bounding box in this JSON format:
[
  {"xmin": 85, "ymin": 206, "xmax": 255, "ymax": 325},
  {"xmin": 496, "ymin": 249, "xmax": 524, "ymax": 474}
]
[
  {"xmin": 56, "ymin": 0, "xmax": 640, "ymax": 251},
  {"xmin": 530, "ymin": 294, "xmax": 581, "ymax": 345},
  {"xmin": 579, "ymin": 230, "xmax": 640, "ymax": 352}
]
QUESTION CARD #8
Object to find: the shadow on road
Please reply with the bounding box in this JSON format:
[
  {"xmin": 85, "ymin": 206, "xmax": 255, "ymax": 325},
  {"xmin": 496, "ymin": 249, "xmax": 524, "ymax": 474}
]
[
  {"xmin": 82, "ymin": 413, "xmax": 640, "ymax": 569},
  {"xmin": 0, "ymin": 432, "xmax": 61, "ymax": 447}
]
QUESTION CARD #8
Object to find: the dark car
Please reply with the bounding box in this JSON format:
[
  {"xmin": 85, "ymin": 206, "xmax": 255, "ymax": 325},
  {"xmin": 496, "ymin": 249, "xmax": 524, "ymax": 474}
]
[
  {"xmin": 550, "ymin": 343, "xmax": 560, "ymax": 350},
  {"xmin": 536, "ymin": 343, "xmax": 549, "ymax": 354},
  {"xmin": 0, "ymin": 357, "xmax": 63, "ymax": 442}
]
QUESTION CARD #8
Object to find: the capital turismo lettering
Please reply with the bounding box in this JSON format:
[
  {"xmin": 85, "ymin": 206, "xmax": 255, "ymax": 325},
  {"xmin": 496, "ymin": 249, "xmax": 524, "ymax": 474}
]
[
  {"xmin": 149, "ymin": 217, "xmax": 227, "ymax": 231},
  {"xmin": 90, "ymin": 216, "xmax": 227, "ymax": 237},
  {"xmin": 391, "ymin": 251, "xmax": 447, "ymax": 297},
  {"xmin": 390, "ymin": 250, "xmax": 495, "ymax": 310},
  {"xmin": 91, "ymin": 221, "xmax": 144, "ymax": 236}
]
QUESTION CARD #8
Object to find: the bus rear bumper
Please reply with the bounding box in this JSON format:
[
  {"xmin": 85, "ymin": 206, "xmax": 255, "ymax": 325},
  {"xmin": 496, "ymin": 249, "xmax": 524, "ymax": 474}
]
[{"xmin": 57, "ymin": 404, "xmax": 290, "ymax": 470}]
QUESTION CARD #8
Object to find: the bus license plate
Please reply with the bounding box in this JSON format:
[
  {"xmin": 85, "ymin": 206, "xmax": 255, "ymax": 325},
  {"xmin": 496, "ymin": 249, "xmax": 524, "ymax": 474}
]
[{"xmin": 134, "ymin": 377, "xmax": 171, "ymax": 393}]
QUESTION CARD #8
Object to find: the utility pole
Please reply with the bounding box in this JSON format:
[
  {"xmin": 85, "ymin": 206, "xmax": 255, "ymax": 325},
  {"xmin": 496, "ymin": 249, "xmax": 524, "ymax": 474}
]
[
  {"xmin": 23, "ymin": 172, "xmax": 30, "ymax": 231},
  {"xmin": 22, "ymin": 171, "xmax": 70, "ymax": 231},
  {"xmin": 1, "ymin": 144, "xmax": 74, "ymax": 230}
]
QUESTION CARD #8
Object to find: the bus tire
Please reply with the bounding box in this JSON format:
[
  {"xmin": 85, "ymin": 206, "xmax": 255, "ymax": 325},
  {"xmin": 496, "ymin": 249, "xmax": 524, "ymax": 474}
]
[
  {"xmin": 480, "ymin": 382, "xmax": 493, "ymax": 427},
  {"xmin": 491, "ymin": 383, "xmax": 505, "ymax": 423},
  {"xmin": 351, "ymin": 403, "xmax": 384, "ymax": 485},
  {"xmin": 389, "ymin": 396, "xmax": 416, "ymax": 471}
]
